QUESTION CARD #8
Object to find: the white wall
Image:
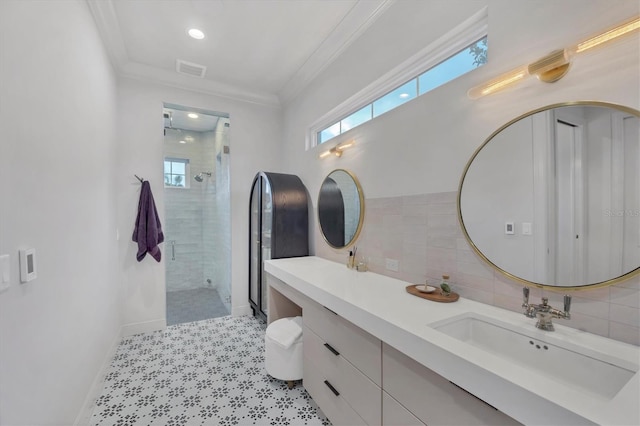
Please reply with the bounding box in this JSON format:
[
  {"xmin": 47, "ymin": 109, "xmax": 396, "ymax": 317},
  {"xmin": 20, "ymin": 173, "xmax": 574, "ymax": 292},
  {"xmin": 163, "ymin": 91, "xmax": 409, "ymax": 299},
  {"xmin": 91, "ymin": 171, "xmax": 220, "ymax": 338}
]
[
  {"xmin": 0, "ymin": 1, "xmax": 120, "ymax": 424},
  {"xmin": 282, "ymin": 0, "xmax": 640, "ymax": 343},
  {"xmin": 116, "ymin": 77, "xmax": 281, "ymax": 335},
  {"xmin": 283, "ymin": 0, "xmax": 640, "ymax": 199}
]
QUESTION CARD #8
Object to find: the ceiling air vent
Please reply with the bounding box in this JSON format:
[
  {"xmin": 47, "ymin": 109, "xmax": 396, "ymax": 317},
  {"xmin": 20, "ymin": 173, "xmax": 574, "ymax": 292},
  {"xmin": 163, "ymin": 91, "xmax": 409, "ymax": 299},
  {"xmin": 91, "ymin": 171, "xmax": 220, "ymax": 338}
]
[{"xmin": 176, "ymin": 59, "xmax": 207, "ymax": 78}]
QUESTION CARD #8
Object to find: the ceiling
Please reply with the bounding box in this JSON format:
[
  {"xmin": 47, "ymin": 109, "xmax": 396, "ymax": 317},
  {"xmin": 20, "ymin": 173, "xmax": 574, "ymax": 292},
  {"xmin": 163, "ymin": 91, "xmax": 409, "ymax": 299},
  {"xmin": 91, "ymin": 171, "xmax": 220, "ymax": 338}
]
[{"xmin": 87, "ymin": 0, "xmax": 394, "ymax": 107}]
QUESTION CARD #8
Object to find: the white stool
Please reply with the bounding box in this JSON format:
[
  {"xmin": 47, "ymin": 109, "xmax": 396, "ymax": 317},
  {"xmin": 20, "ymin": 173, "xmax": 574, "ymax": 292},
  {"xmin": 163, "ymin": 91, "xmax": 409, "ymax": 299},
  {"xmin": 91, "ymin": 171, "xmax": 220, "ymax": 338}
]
[{"xmin": 265, "ymin": 316, "xmax": 303, "ymax": 389}]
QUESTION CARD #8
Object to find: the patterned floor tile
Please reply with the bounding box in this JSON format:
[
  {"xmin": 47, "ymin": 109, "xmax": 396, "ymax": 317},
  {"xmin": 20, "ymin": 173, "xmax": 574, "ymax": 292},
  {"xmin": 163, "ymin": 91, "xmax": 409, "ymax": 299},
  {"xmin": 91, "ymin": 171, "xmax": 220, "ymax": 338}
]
[{"xmin": 90, "ymin": 315, "xmax": 331, "ymax": 426}]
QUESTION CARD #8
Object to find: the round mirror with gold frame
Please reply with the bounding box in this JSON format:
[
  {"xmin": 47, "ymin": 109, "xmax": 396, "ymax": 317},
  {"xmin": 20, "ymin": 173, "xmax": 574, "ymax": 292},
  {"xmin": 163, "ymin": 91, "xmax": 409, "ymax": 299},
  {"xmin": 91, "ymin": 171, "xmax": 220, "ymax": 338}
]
[
  {"xmin": 458, "ymin": 102, "xmax": 640, "ymax": 289},
  {"xmin": 318, "ymin": 169, "xmax": 365, "ymax": 249}
]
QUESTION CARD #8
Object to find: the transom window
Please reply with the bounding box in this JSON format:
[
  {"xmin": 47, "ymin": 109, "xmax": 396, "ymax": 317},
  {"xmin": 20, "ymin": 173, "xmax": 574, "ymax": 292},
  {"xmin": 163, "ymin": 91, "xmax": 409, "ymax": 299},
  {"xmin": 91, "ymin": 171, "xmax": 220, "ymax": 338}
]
[
  {"xmin": 317, "ymin": 36, "xmax": 487, "ymax": 145},
  {"xmin": 164, "ymin": 158, "xmax": 189, "ymax": 188}
]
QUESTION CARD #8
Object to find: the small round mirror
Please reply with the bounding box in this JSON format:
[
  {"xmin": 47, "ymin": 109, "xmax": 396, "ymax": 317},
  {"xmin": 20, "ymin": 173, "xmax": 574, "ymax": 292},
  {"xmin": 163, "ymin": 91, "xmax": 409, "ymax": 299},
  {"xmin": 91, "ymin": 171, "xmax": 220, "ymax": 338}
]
[{"xmin": 318, "ymin": 169, "xmax": 365, "ymax": 249}]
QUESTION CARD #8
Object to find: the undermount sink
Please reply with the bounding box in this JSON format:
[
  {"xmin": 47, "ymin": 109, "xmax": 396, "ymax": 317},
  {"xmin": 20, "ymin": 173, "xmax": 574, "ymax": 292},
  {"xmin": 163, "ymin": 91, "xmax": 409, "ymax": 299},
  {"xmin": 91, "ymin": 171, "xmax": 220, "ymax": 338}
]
[{"xmin": 429, "ymin": 313, "xmax": 638, "ymax": 399}]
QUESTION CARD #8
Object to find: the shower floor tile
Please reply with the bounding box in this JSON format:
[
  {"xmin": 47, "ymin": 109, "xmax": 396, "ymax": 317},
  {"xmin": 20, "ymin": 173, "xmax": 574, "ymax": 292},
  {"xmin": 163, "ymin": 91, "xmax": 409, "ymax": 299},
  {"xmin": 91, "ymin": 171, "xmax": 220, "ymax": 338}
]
[
  {"xmin": 167, "ymin": 287, "xmax": 229, "ymax": 326},
  {"xmin": 90, "ymin": 315, "xmax": 330, "ymax": 426}
]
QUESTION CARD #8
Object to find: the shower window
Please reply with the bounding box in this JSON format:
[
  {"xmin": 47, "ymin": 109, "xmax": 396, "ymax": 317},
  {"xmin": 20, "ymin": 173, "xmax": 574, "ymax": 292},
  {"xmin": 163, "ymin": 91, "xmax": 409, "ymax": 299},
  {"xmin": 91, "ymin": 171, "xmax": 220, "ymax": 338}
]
[{"xmin": 164, "ymin": 158, "xmax": 190, "ymax": 188}]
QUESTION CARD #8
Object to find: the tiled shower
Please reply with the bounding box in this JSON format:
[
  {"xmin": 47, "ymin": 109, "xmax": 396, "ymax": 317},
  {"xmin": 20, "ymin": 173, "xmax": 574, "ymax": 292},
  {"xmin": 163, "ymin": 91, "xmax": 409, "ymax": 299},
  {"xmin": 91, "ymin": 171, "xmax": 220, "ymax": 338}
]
[{"xmin": 163, "ymin": 110, "xmax": 231, "ymax": 324}]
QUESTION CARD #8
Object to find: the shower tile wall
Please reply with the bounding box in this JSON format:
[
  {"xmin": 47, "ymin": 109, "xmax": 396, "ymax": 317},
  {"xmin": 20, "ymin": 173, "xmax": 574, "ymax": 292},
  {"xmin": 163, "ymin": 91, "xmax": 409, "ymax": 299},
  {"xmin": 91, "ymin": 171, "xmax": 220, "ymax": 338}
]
[
  {"xmin": 164, "ymin": 129, "xmax": 217, "ymax": 292},
  {"xmin": 316, "ymin": 192, "xmax": 640, "ymax": 346}
]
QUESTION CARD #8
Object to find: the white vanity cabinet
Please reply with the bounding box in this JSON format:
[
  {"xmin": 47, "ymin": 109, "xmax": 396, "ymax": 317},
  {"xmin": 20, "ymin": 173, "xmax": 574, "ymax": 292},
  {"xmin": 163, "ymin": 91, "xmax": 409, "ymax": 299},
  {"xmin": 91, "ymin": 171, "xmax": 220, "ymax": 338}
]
[
  {"xmin": 267, "ymin": 273, "xmax": 518, "ymax": 426},
  {"xmin": 303, "ymin": 299, "xmax": 382, "ymax": 426},
  {"xmin": 382, "ymin": 343, "xmax": 520, "ymax": 426},
  {"xmin": 267, "ymin": 271, "xmax": 521, "ymax": 426},
  {"xmin": 265, "ymin": 257, "xmax": 640, "ymax": 426}
]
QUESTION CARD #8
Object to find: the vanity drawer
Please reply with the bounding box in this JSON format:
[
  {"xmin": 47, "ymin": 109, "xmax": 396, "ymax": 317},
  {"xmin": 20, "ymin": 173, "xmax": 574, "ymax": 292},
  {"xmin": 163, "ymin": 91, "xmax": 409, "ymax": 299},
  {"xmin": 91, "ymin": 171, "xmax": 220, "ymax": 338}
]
[
  {"xmin": 383, "ymin": 391, "xmax": 425, "ymax": 426},
  {"xmin": 303, "ymin": 354, "xmax": 367, "ymax": 426},
  {"xmin": 304, "ymin": 326, "xmax": 381, "ymax": 425},
  {"xmin": 303, "ymin": 300, "xmax": 381, "ymax": 385},
  {"xmin": 382, "ymin": 343, "xmax": 520, "ymax": 426}
]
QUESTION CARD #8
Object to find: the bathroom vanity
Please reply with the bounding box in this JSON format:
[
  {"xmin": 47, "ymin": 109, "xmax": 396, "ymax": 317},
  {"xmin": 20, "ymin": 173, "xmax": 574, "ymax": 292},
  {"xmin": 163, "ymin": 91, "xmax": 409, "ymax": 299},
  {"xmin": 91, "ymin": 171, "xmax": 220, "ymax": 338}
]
[{"xmin": 265, "ymin": 256, "xmax": 639, "ymax": 426}]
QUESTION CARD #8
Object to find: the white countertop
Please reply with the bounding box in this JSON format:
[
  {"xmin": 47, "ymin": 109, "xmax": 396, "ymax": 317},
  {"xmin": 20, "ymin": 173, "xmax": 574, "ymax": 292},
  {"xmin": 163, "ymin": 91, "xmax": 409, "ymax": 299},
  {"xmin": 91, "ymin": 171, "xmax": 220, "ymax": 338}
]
[{"xmin": 265, "ymin": 256, "xmax": 640, "ymax": 426}]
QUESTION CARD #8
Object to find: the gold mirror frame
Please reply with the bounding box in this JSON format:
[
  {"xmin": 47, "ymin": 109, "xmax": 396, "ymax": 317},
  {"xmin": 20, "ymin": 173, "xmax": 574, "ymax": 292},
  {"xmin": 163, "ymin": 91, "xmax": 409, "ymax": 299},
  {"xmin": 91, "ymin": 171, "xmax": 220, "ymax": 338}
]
[
  {"xmin": 458, "ymin": 101, "xmax": 640, "ymax": 290},
  {"xmin": 318, "ymin": 169, "xmax": 365, "ymax": 249}
]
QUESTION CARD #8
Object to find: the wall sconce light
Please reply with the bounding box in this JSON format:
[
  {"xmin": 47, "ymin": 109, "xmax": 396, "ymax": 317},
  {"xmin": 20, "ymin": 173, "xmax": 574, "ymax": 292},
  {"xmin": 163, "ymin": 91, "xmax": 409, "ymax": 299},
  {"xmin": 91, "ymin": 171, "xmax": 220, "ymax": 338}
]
[
  {"xmin": 468, "ymin": 16, "xmax": 639, "ymax": 99},
  {"xmin": 319, "ymin": 140, "xmax": 355, "ymax": 159}
]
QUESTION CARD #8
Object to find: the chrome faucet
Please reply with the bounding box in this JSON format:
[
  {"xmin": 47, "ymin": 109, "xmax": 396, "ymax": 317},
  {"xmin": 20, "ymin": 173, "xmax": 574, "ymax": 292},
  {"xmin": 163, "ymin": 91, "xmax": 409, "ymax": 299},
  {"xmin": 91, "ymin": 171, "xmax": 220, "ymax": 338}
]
[{"xmin": 522, "ymin": 287, "xmax": 571, "ymax": 331}]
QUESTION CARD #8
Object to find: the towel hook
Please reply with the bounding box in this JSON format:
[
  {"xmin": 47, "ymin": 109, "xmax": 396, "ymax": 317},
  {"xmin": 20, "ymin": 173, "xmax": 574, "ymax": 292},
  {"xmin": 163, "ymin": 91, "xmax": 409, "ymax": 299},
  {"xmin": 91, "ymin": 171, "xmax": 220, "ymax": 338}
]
[{"xmin": 134, "ymin": 174, "xmax": 144, "ymax": 183}]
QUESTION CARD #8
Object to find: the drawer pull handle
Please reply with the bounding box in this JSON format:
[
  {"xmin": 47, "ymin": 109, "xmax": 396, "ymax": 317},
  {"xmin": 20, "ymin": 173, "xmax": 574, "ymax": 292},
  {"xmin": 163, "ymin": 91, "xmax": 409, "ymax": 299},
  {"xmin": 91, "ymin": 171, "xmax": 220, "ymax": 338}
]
[
  {"xmin": 323, "ymin": 343, "xmax": 340, "ymax": 356},
  {"xmin": 324, "ymin": 380, "xmax": 340, "ymax": 396}
]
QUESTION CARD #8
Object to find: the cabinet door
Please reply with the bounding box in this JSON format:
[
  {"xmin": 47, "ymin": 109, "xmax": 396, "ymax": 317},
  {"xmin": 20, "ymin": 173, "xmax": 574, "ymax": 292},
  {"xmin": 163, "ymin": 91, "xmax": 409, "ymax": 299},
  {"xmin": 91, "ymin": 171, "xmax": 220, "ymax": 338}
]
[
  {"xmin": 261, "ymin": 179, "xmax": 272, "ymax": 315},
  {"xmin": 304, "ymin": 326, "xmax": 381, "ymax": 425},
  {"xmin": 383, "ymin": 392, "xmax": 424, "ymax": 426},
  {"xmin": 304, "ymin": 300, "xmax": 381, "ymax": 386},
  {"xmin": 249, "ymin": 178, "xmax": 260, "ymax": 308},
  {"xmin": 303, "ymin": 353, "xmax": 368, "ymax": 426},
  {"xmin": 382, "ymin": 343, "xmax": 520, "ymax": 426}
]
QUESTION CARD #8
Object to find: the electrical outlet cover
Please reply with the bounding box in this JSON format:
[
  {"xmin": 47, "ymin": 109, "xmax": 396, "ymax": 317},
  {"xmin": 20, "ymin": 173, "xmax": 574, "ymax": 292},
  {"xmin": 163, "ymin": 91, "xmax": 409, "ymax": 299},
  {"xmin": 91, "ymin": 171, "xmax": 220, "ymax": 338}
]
[{"xmin": 385, "ymin": 258, "xmax": 399, "ymax": 272}]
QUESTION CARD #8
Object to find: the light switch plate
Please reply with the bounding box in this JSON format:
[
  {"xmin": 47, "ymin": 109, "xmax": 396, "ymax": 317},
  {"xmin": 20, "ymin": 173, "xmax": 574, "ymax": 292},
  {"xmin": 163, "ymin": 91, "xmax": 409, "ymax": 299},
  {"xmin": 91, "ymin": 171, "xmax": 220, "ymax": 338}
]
[
  {"xmin": 522, "ymin": 222, "xmax": 532, "ymax": 235},
  {"xmin": 0, "ymin": 254, "xmax": 9, "ymax": 292}
]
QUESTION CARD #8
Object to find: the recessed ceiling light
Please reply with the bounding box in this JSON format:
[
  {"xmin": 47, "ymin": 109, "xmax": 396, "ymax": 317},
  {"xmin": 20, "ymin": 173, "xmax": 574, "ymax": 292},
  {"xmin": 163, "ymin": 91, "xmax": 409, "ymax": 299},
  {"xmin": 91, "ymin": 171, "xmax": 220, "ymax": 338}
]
[
  {"xmin": 188, "ymin": 28, "xmax": 205, "ymax": 40},
  {"xmin": 179, "ymin": 140, "xmax": 186, "ymax": 144},
  {"xmin": 187, "ymin": 113, "xmax": 199, "ymax": 119},
  {"xmin": 399, "ymin": 93, "xmax": 410, "ymax": 99}
]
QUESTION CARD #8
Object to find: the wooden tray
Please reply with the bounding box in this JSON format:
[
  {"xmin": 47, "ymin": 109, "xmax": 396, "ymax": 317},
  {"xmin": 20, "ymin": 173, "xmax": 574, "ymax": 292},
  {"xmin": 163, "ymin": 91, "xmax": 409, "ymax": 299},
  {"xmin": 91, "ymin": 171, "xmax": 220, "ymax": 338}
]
[{"xmin": 406, "ymin": 285, "xmax": 459, "ymax": 303}]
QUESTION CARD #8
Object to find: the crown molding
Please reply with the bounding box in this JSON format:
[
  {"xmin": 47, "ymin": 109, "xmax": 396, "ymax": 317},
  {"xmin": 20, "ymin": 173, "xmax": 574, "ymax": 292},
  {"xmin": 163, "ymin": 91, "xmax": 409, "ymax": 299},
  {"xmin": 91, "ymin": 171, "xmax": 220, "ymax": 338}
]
[
  {"xmin": 278, "ymin": 0, "xmax": 396, "ymax": 105},
  {"xmin": 86, "ymin": 0, "xmax": 280, "ymax": 107},
  {"xmin": 86, "ymin": 0, "xmax": 128, "ymax": 69},
  {"xmin": 120, "ymin": 61, "xmax": 281, "ymax": 107},
  {"xmin": 86, "ymin": 0, "xmax": 392, "ymax": 108}
]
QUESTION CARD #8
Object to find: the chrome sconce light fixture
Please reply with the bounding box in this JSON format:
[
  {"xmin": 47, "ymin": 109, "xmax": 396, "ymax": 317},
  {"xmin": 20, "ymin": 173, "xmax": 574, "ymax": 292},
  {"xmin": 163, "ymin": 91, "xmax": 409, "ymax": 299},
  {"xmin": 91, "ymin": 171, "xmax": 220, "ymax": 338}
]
[{"xmin": 468, "ymin": 16, "xmax": 640, "ymax": 99}]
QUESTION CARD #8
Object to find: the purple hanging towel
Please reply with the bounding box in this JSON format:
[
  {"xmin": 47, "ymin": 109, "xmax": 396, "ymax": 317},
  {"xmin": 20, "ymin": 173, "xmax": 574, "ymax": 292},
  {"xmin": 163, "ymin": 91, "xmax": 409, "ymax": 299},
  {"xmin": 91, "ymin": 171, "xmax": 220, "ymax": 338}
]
[{"xmin": 132, "ymin": 181, "xmax": 164, "ymax": 262}]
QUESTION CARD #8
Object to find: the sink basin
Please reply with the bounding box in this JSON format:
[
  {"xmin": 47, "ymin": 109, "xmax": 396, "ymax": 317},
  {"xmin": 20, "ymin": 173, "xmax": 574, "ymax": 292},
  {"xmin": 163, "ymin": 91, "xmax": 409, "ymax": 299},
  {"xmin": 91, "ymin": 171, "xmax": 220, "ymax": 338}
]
[{"xmin": 429, "ymin": 313, "xmax": 638, "ymax": 399}]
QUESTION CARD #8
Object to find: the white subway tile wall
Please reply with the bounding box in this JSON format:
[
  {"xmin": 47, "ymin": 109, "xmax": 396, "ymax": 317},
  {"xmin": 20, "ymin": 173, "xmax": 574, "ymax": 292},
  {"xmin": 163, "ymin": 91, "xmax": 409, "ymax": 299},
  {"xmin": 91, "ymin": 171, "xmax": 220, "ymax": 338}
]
[
  {"xmin": 164, "ymin": 129, "xmax": 213, "ymax": 292},
  {"xmin": 316, "ymin": 192, "xmax": 640, "ymax": 346},
  {"xmin": 163, "ymin": 126, "xmax": 231, "ymax": 314}
]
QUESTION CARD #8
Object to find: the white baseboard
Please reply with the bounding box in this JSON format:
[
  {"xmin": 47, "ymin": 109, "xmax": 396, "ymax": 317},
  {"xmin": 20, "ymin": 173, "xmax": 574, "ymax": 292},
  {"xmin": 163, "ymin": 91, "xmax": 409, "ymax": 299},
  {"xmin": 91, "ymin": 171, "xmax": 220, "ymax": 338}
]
[
  {"xmin": 121, "ymin": 318, "xmax": 166, "ymax": 337},
  {"xmin": 73, "ymin": 327, "xmax": 122, "ymax": 426},
  {"xmin": 232, "ymin": 304, "xmax": 252, "ymax": 317}
]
